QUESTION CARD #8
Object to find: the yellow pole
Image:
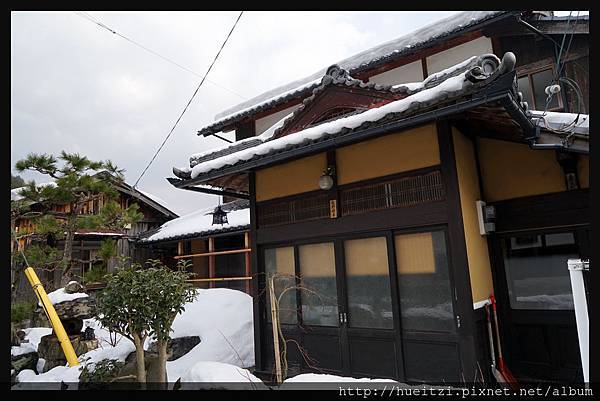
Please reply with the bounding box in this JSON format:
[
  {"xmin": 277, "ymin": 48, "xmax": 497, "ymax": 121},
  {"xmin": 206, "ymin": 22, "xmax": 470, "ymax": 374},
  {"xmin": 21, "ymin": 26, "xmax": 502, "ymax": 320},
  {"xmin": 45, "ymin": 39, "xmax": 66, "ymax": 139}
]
[{"xmin": 24, "ymin": 267, "xmax": 80, "ymax": 367}]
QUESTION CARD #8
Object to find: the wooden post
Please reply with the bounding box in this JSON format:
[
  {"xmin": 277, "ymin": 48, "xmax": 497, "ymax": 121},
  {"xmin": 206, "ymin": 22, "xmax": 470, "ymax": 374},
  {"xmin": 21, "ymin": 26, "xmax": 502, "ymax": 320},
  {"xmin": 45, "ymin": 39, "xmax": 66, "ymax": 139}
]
[
  {"xmin": 177, "ymin": 241, "xmax": 183, "ymax": 256},
  {"xmin": 244, "ymin": 232, "xmax": 251, "ymax": 294},
  {"xmin": 208, "ymin": 237, "xmax": 215, "ymax": 289},
  {"xmin": 269, "ymin": 276, "xmax": 283, "ymax": 384}
]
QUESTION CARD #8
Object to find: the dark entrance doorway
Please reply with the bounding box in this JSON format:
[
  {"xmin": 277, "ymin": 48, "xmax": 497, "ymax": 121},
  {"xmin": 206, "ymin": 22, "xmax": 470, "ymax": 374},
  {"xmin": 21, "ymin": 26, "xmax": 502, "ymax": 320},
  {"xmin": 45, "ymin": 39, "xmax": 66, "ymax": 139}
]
[{"xmin": 490, "ymin": 226, "xmax": 589, "ymax": 383}]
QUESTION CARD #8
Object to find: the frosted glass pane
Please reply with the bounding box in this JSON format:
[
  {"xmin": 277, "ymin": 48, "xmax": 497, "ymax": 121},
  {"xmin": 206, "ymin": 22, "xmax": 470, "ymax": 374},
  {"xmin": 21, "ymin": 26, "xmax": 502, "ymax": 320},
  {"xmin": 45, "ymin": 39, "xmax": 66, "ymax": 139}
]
[
  {"xmin": 396, "ymin": 231, "xmax": 455, "ymax": 332},
  {"xmin": 299, "ymin": 243, "xmax": 338, "ymax": 327},
  {"xmin": 265, "ymin": 247, "xmax": 297, "ymax": 324},
  {"xmin": 344, "ymin": 237, "xmax": 393, "ymax": 329}
]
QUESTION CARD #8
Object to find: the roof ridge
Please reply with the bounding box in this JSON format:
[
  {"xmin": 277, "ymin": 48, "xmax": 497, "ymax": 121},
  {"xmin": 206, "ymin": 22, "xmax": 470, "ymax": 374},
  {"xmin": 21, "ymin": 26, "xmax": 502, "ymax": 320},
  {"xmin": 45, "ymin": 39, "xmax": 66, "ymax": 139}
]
[{"xmin": 207, "ymin": 11, "xmax": 513, "ymax": 129}]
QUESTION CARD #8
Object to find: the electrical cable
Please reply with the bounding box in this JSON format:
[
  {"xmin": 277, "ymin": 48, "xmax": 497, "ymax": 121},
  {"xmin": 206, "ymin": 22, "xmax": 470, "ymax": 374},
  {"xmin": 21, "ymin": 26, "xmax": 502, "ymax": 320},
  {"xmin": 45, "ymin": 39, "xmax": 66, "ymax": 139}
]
[
  {"xmin": 73, "ymin": 11, "xmax": 247, "ymax": 100},
  {"xmin": 132, "ymin": 11, "xmax": 243, "ymax": 189}
]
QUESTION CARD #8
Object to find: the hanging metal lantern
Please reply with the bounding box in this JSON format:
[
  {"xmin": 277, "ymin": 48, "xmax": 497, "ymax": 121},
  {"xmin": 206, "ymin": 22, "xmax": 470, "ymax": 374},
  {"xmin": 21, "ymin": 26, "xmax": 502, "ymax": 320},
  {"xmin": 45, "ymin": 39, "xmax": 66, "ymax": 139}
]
[{"xmin": 211, "ymin": 205, "xmax": 228, "ymax": 225}]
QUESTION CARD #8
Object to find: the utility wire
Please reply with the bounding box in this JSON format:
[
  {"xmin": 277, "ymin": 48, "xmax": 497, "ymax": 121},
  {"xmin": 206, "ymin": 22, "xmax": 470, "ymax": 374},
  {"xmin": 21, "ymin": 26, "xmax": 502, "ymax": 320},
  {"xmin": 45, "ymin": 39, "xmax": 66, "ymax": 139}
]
[
  {"xmin": 74, "ymin": 11, "xmax": 247, "ymax": 100},
  {"xmin": 132, "ymin": 11, "xmax": 244, "ymax": 189}
]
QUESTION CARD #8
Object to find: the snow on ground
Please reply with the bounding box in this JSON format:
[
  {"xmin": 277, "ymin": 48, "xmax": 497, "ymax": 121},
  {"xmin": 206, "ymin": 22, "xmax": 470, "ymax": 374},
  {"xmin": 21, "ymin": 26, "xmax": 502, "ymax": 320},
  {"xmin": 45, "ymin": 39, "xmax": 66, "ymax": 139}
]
[
  {"xmin": 284, "ymin": 373, "xmax": 397, "ymax": 383},
  {"xmin": 166, "ymin": 288, "xmax": 254, "ymax": 382},
  {"xmin": 15, "ymin": 288, "xmax": 254, "ymax": 385},
  {"xmin": 11, "ymin": 327, "xmax": 53, "ymax": 357},
  {"xmin": 16, "ymin": 366, "xmax": 83, "ymax": 389},
  {"xmin": 11, "ymin": 342, "xmax": 36, "ymax": 357},
  {"xmin": 177, "ymin": 361, "xmax": 266, "ymax": 389},
  {"xmin": 42, "ymin": 287, "xmax": 88, "ymax": 306}
]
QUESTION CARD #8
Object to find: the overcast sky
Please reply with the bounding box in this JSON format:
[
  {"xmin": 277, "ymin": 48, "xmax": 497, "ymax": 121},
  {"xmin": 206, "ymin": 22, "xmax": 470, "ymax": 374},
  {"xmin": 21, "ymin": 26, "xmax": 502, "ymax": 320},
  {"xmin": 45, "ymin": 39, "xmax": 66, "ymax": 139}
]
[{"xmin": 10, "ymin": 11, "xmax": 583, "ymax": 216}]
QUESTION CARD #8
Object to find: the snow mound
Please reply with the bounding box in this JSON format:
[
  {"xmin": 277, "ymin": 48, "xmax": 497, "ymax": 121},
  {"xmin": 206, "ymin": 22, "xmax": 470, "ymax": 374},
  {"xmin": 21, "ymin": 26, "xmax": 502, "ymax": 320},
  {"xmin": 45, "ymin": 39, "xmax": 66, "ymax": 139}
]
[
  {"xmin": 177, "ymin": 361, "xmax": 266, "ymax": 389},
  {"xmin": 284, "ymin": 373, "xmax": 397, "ymax": 383},
  {"xmin": 15, "ymin": 366, "xmax": 83, "ymax": 389},
  {"xmin": 167, "ymin": 288, "xmax": 254, "ymax": 381},
  {"xmin": 11, "ymin": 327, "xmax": 53, "ymax": 356},
  {"xmin": 15, "ymin": 289, "xmax": 254, "ymax": 385},
  {"xmin": 11, "ymin": 342, "xmax": 36, "ymax": 357},
  {"xmin": 42, "ymin": 287, "xmax": 88, "ymax": 306}
]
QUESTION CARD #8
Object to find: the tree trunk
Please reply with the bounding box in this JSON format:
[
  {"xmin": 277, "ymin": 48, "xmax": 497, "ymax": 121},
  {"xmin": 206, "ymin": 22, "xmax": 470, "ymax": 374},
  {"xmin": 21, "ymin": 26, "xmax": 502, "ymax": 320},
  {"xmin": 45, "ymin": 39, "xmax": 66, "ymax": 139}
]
[
  {"xmin": 156, "ymin": 340, "xmax": 169, "ymax": 389},
  {"xmin": 132, "ymin": 333, "xmax": 147, "ymax": 386},
  {"xmin": 59, "ymin": 204, "xmax": 81, "ymax": 288}
]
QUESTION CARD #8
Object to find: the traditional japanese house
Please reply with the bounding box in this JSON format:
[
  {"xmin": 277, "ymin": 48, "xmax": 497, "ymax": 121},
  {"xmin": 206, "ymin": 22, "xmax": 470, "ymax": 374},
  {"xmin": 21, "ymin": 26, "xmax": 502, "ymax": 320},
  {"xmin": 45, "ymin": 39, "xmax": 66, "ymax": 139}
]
[
  {"xmin": 137, "ymin": 199, "xmax": 252, "ymax": 294},
  {"xmin": 167, "ymin": 11, "xmax": 589, "ymax": 384},
  {"xmin": 11, "ymin": 178, "xmax": 178, "ymax": 295}
]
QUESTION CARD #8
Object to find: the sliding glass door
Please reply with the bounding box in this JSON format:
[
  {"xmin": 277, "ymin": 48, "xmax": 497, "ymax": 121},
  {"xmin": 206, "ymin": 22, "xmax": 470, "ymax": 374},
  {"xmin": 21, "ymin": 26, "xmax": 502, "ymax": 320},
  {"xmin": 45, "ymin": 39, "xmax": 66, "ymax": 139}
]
[{"xmin": 261, "ymin": 226, "xmax": 459, "ymax": 381}]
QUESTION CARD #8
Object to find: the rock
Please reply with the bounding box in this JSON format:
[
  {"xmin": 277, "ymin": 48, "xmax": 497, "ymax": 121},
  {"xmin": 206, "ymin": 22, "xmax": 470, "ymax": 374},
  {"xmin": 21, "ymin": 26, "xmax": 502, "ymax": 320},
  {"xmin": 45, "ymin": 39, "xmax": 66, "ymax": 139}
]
[
  {"xmin": 121, "ymin": 349, "xmax": 166, "ymax": 384},
  {"xmin": 65, "ymin": 281, "xmax": 85, "ymax": 294},
  {"xmin": 147, "ymin": 336, "xmax": 201, "ymax": 361},
  {"xmin": 16, "ymin": 330, "xmax": 27, "ymax": 342},
  {"xmin": 61, "ymin": 318, "xmax": 84, "ymax": 335},
  {"xmin": 53, "ymin": 297, "xmax": 96, "ymax": 320},
  {"xmin": 11, "ymin": 351, "xmax": 39, "ymax": 374},
  {"xmin": 38, "ymin": 333, "xmax": 98, "ymax": 372}
]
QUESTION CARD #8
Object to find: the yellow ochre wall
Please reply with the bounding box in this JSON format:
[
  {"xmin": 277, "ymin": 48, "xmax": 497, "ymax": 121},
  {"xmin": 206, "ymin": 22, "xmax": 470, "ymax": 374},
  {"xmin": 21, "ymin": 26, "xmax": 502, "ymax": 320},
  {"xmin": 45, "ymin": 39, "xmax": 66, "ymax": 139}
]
[
  {"xmin": 476, "ymin": 137, "xmax": 567, "ymax": 202},
  {"xmin": 255, "ymin": 124, "xmax": 441, "ymax": 202},
  {"xmin": 256, "ymin": 153, "xmax": 327, "ymax": 202},
  {"xmin": 336, "ymin": 124, "xmax": 440, "ymax": 185},
  {"xmin": 453, "ymin": 128, "xmax": 494, "ymax": 303}
]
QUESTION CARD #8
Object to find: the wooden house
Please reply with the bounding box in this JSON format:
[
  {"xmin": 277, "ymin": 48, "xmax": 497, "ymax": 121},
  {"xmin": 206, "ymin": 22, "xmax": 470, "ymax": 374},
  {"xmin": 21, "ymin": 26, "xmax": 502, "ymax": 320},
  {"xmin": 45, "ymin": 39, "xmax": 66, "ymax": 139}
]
[
  {"xmin": 167, "ymin": 11, "xmax": 589, "ymax": 384},
  {"xmin": 11, "ymin": 178, "xmax": 178, "ymax": 290},
  {"xmin": 137, "ymin": 199, "xmax": 252, "ymax": 294}
]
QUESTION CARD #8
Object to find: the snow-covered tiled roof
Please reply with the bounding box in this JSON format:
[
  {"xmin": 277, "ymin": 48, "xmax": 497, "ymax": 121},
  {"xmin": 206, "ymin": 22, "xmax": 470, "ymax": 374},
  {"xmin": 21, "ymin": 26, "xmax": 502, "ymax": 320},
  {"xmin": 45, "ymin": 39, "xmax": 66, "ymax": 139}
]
[
  {"xmin": 529, "ymin": 111, "xmax": 589, "ymax": 135},
  {"xmin": 139, "ymin": 200, "xmax": 250, "ymax": 243},
  {"xmin": 178, "ymin": 52, "xmax": 519, "ymax": 181},
  {"xmin": 203, "ymin": 11, "xmax": 512, "ymax": 135}
]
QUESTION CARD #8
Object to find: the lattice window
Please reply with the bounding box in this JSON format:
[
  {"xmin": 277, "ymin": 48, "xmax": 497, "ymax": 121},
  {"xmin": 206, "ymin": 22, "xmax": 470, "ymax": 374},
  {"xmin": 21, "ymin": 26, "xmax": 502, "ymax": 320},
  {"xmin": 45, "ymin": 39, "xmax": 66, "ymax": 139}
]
[
  {"xmin": 257, "ymin": 193, "xmax": 330, "ymax": 227},
  {"xmin": 340, "ymin": 170, "xmax": 445, "ymax": 216}
]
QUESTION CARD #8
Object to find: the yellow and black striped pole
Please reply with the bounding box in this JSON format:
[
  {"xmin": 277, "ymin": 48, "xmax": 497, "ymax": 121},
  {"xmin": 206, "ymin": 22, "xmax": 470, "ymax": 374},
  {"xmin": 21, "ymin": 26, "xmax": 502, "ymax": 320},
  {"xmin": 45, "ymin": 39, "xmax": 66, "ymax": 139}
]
[{"xmin": 23, "ymin": 267, "xmax": 80, "ymax": 367}]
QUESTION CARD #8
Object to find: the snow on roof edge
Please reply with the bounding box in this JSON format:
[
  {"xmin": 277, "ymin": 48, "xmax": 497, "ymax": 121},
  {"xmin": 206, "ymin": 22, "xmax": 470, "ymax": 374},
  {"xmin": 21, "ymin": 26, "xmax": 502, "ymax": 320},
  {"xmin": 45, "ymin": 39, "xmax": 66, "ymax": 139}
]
[
  {"xmin": 140, "ymin": 205, "xmax": 250, "ymax": 243},
  {"xmin": 213, "ymin": 11, "xmax": 507, "ymax": 122}
]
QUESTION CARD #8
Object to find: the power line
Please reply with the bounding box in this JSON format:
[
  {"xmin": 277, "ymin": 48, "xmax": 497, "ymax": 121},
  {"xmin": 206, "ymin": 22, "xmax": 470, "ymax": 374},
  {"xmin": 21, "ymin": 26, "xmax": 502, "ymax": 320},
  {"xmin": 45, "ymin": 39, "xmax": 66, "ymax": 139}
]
[
  {"xmin": 73, "ymin": 11, "xmax": 247, "ymax": 100},
  {"xmin": 133, "ymin": 11, "xmax": 244, "ymax": 189}
]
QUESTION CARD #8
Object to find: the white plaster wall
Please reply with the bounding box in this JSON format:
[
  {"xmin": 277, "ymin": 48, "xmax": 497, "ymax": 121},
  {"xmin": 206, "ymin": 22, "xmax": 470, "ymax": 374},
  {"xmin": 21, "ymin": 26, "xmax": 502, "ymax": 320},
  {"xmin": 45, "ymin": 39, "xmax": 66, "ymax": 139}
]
[
  {"xmin": 368, "ymin": 60, "xmax": 424, "ymax": 85},
  {"xmin": 254, "ymin": 104, "xmax": 301, "ymax": 136},
  {"xmin": 426, "ymin": 36, "xmax": 493, "ymax": 75}
]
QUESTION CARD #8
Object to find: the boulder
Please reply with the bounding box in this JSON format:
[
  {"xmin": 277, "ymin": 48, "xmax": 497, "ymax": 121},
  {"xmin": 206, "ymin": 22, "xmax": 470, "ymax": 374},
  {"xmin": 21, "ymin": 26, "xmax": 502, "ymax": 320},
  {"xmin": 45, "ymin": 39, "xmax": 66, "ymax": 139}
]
[
  {"xmin": 64, "ymin": 281, "xmax": 85, "ymax": 294},
  {"xmin": 38, "ymin": 333, "xmax": 98, "ymax": 372},
  {"xmin": 53, "ymin": 297, "xmax": 96, "ymax": 320},
  {"xmin": 147, "ymin": 336, "xmax": 201, "ymax": 361},
  {"xmin": 11, "ymin": 351, "xmax": 39, "ymax": 374},
  {"xmin": 121, "ymin": 349, "xmax": 166, "ymax": 385}
]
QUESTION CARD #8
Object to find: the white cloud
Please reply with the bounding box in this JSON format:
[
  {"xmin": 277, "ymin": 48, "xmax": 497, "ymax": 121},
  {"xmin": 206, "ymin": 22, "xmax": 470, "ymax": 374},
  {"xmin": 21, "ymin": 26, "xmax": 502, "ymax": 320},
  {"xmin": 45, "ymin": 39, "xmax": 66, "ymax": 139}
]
[{"xmin": 11, "ymin": 11, "xmax": 458, "ymax": 215}]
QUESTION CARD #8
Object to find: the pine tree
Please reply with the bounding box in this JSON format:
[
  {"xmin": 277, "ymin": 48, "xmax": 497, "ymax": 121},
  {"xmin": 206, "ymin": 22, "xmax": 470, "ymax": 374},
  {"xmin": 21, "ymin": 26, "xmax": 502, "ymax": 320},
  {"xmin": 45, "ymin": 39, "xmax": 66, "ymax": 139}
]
[{"xmin": 13, "ymin": 151, "xmax": 143, "ymax": 288}]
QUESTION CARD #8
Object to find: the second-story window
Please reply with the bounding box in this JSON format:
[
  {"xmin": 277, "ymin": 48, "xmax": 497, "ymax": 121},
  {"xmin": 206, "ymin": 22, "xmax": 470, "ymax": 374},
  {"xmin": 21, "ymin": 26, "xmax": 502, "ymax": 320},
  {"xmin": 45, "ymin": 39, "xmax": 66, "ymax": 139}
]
[{"xmin": 517, "ymin": 66, "xmax": 562, "ymax": 111}]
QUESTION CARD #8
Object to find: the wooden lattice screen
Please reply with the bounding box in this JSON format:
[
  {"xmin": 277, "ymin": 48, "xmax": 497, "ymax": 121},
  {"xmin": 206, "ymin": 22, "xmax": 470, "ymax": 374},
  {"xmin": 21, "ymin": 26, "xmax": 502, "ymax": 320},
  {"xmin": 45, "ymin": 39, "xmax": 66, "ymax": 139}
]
[
  {"xmin": 257, "ymin": 170, "xmax": 445, "ymax": 227},
  {"xmin": 340, "ymin": 170, "xmax": 445, "ymax": 216},
  {"xmin": 257, "ymin": 193, "xmax": 331, "ymax": 227}
]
